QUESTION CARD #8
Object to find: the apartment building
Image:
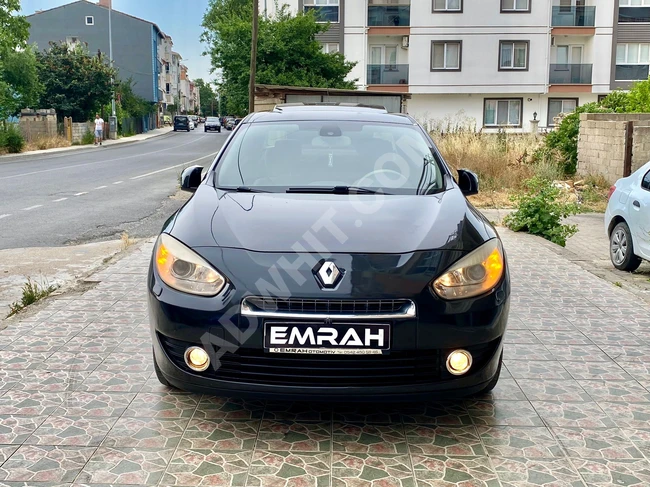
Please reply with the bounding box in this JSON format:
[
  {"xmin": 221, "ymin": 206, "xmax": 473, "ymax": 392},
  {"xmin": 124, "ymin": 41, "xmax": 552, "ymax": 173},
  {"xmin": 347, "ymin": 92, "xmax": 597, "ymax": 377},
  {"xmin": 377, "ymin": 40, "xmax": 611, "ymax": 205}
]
[{"xmin": 270, "ymin": 0, "xmax": 650, "ymax": 132}]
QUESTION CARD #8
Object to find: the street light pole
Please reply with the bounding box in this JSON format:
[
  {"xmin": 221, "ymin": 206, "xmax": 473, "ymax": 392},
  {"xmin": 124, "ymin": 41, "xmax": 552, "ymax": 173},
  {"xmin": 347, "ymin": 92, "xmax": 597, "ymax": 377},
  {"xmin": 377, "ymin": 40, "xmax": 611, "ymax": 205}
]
[
  {"xmin": 108, "ymin": 0, "xmax": 117, "ymax": 139},
  {"xmin": 248, "ymin": 0, "xmax": 259, "ymax": 114}
]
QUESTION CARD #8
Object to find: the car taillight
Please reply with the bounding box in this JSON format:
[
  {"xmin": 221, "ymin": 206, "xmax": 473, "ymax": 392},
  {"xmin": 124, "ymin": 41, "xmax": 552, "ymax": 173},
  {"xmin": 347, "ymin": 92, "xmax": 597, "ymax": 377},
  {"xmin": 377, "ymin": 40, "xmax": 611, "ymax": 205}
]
[{"xmin": 607, "ymin": 185, "xmax": 616, "ymax": 201}]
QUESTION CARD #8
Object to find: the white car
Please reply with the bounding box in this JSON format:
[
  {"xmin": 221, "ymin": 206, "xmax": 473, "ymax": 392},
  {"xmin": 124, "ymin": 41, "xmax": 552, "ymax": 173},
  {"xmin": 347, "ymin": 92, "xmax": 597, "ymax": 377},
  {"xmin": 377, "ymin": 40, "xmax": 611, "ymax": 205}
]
[
  {"xmin": 189, "ymin": 119, "xmax": 195, "ymax": 130},
  {"xmin": 605, "ymin": 161, "xmax": 650, "ymax": 271}
]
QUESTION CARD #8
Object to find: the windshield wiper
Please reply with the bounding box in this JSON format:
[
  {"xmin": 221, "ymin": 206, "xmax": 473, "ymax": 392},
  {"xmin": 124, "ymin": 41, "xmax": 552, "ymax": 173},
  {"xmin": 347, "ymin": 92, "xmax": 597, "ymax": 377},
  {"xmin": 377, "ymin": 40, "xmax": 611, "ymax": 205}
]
[
  {"xmin": 216, "ymin": 186, "xmax": 270, "ymax": 193},
  {"xmin": 286, "ymin": 186, "xmax": 388, "ymax": 195}
]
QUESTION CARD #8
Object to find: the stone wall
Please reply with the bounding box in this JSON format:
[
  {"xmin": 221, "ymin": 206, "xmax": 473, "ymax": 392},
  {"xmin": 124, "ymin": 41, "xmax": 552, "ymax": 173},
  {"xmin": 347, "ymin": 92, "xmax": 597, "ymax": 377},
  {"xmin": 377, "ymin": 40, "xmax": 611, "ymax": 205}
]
[
  {"xmin": 71, "ymin": 122, "xmax": 95, "ymax": 144},
  {"xmin": 18, "ymin": 109, "xmax": 57, "ymax": 141},
  {"xmin": 577, "ymin": 113, "xmax": 650, "ymax": 183},
  {"xmin": 632, "ymin": 125, "xmax": 650, "ymax": 173}
]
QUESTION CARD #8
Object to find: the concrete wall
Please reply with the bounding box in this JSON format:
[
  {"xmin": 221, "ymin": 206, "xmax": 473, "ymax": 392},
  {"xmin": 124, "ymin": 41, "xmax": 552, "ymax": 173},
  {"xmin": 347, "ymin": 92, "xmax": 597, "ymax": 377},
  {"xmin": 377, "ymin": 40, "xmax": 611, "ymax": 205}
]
[
  {"xmin": 577, "ymin": 113, "xmax": 650, "ymax": 182},
  {"xmin": 71, "ymin": 122, "xmax": 95, "ymax": 144},
  {"xmin": 27, "ymin": 2, "xmax": 158, "ymax": 102},
  {"xmin": 19, "ymin": 109, "xmax": 57, "ymax": 141}
]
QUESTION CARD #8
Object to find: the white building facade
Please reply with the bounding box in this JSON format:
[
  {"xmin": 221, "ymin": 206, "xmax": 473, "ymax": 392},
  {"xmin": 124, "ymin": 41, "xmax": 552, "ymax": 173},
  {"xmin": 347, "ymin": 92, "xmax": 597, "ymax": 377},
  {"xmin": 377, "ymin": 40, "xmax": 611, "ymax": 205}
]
[{"xmin": 266, "ymin": 0, "xmax": 645, "ymax": 133}]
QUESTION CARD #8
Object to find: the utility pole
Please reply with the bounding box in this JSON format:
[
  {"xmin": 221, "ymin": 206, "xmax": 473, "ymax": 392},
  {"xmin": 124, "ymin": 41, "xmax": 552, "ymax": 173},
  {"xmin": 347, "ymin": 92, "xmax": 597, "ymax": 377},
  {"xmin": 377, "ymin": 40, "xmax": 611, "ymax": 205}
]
[
  {"xmin": 108, "ymin": 0, "xmax": 117, "ymax": 139},
  {"xmin": 248, "ymin": 0, "xmax": 259, "ymax": 114}
]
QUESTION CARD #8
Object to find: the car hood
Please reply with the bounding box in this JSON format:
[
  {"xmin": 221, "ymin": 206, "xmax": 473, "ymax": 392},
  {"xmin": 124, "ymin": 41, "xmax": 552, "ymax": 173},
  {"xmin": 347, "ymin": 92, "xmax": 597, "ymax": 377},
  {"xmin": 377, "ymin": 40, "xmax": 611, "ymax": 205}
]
[{"xmin": 168, "ymin": 185, "xmax": 492, "ymax": 253}]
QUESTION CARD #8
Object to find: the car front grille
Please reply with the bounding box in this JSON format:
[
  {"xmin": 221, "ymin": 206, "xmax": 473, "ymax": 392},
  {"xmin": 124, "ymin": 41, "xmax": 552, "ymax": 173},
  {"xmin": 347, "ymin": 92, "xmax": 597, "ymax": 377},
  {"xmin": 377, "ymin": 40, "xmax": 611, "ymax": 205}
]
[
  {"xmin": 243, "ymin": 297, "xmax": 412, "ymax": 316},
  {"xmin": 158, "ymin": 333, "xmax": 499, "ymax": 388}
]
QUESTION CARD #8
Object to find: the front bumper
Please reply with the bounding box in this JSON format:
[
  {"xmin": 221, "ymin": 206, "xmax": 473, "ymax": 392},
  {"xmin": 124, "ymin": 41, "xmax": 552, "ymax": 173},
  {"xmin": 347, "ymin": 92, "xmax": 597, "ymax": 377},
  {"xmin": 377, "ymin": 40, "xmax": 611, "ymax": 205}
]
[{"xmin": 149, "ymin": 247, "xmax": 510, "ymax": 401}]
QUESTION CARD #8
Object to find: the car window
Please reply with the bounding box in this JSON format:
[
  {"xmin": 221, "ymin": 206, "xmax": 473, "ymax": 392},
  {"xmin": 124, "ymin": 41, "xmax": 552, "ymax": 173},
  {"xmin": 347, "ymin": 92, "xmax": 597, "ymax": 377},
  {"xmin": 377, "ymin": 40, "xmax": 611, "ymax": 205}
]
[
  {"xmin": 643, "ymin": 170, "xmax": 650, "ymax": 191},
  {"xmin": 214, "ymin": 121, "xmax": 444, "ymax": 195},
  {"xmin": 207, "ymin": 117, "xmax": 219, "ymax": 122}
]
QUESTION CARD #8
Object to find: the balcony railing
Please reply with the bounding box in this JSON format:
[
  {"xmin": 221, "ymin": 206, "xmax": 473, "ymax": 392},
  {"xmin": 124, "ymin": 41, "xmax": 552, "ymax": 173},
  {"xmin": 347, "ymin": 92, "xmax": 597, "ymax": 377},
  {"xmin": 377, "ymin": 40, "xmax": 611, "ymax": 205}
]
[
  {"xmin": 549, "ymin": 63, "xmax": 593, "ymax": 84},
  {"xmin": 619, "ymin": 7, "xmax": 650, "ymax": 23},
  {"xmin": 368, "ymin": 5, "xmax": 410, "ymax": 27},
  {"xmin": 367, "ymin": 64, "xmax": 409, "ymax": 85},
  {"xmin": 615, "ymin": 64, "xmax": 650, "ymax": 81},
  {"xmin": 551, "ymin": 6, "xmax": 595, "ymax": 27}
]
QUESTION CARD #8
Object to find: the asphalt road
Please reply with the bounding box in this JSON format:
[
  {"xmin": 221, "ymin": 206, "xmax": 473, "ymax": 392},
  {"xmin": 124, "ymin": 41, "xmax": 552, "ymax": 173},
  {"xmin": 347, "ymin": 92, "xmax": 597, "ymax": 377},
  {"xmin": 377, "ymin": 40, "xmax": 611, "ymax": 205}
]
[{"xmin": 0, "ymin": 127, "xmax": 228, "ymax": 250}]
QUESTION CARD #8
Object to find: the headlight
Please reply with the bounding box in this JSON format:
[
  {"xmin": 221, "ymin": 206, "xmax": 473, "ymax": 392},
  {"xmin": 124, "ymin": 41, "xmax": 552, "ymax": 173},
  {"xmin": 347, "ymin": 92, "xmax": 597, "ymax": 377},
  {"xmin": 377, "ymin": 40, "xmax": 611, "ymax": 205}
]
[
  {"xmin": 432, "ymin": 239, "xmax": 505, "ymax": 300},
  {"xmin": 154, "ymin": 234, "xmax": 226, "ymax": 296}
]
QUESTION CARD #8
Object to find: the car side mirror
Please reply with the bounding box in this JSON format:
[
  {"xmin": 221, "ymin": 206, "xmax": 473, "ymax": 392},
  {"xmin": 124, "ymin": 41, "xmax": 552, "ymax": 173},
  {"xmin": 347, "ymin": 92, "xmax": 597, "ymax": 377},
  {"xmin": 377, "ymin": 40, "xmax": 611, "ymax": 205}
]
[
  {"xmin": 457, "ymin": 169, "xmax": 479, "ymax": 196},
  {"xmin": 180, "ymin": 165, "xmax": 203, "ymax": 193}
]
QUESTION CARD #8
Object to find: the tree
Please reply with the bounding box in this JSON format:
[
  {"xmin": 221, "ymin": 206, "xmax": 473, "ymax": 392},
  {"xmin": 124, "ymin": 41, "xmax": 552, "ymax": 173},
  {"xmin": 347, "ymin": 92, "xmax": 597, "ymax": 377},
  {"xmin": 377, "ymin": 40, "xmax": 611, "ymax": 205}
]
[
  {"xmin": 116, "ymin": 78, "xmax": 155, "ymax": 118},
  {"xmin": 0, "ymin": 0, "xmax": 31, "ymax": 120},
  {"xmin": 194, "ymin": 78, "xmax": 218, "ymax": 116},
  {"xmin": 202, "ymin": 0, "xmax": 357, "ymax": 115},
  {"xmin": 36, "ymin": 42, "xmax": 116, "ymax": 121},
  {"xmin": 1, "ymin": 47, "xmax": 42, "ymax": 116}
]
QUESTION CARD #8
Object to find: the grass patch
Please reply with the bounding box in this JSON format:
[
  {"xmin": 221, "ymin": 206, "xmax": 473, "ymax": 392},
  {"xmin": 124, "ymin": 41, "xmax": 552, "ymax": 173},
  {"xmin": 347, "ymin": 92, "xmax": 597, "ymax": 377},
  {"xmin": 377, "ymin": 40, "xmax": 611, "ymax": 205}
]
[
  {"xmin": 81, "ymin": 130, "xmax": 95, "ymax": 145},
  {"xmin": 120, "ymin": 231, "xmax": 135, "ymax": 250},
  {"xmin": 24, "ymin": 135, "xmax": 71, "ymax": 152},
  {"xmin": 7, "ymin": 278, "xmax": 58, "ymax": 318}
]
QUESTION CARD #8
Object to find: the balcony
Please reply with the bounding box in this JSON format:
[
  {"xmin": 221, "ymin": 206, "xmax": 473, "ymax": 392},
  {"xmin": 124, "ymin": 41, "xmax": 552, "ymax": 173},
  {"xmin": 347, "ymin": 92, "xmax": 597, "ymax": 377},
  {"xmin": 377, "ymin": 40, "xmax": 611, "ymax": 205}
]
[
  {"xmin": 549, "ymin": 64, "xmax": 593, "ymax": 84},
  {"xmin": 367, "ymin": 64, "xmax": 409, "ymax": 85},
  {"xmin": 615, "ymin": 64, "xmax": 649, "ymax": 81},
  {"xmin": 368, "ymin": 5, "xmax": 410, "ymax": 27},
  {"xmin": 619, "ymin": 7, "xmax": 650, "ymax": 23},
  {"xmin": 551, "ymin": 6, "xmax": 595, "ymax": 27},
  {"xmin": 304, "ymin": 6, "xmax": 339, "ymax": 23}
]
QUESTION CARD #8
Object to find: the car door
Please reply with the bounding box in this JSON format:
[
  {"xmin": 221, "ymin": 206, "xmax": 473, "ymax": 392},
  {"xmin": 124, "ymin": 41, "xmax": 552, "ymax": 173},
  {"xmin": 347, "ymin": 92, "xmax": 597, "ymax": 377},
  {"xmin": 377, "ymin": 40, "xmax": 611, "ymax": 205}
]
[{"xmin": 629, "ymin": 169, "xmax": 650, "ymax": 260}]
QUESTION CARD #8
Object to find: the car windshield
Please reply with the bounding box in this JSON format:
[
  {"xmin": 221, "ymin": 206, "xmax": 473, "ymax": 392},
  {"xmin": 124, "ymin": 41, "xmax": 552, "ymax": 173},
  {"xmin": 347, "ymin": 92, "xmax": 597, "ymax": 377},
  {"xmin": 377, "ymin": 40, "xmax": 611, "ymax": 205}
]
[
  {"xmin": 207, "ymin": 117, "xmax": 219, "ymax": 122},
  {"xmin": 214, "ymin": 121, "xmax": 444, "ymax": 195}
]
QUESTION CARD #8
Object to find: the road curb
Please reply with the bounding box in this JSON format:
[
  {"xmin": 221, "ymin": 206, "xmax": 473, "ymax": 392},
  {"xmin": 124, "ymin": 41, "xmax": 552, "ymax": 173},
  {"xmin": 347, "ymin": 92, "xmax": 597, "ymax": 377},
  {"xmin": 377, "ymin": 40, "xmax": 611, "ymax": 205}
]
[{"xmin": 0, "ymin": 129, "xmax": 174, "ymax": 163}]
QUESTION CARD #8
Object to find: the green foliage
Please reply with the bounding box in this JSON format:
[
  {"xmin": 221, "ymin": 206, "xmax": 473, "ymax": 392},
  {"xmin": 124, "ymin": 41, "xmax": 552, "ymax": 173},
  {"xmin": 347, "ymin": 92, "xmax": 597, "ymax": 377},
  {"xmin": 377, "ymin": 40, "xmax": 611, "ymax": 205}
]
[
  {"xmin": 545, "ymin": 103, "xmax": 612, "ymax": 175},
  {"xmin": 0, "ymin": 0, "xmax": 29, "ymax": 55},
  {"xmin": 81, "ymin": 129, "xmax": 95, "ymax": 145},
  {"xmin": 202, "ymin": 0, "xmax": 357, "ymax": 115},
  {"xmin": 504, "ymin": 176, "xmax": 579, "ymax": 247},
  {"xmin": 36, "ymin": 42, "xmax": 116, "ymax": 121},
  {"xmin": 600, "ymin": 90, "xmax": 630, "ymax": 112},
  {"xmin": 626, "ymin": 78, "xmax": 650, "ymax": 112},
  {"xmin": 194, "ymin": 78, "xmax": 218, "ymax": 116},
  {"xmin": 0, "ymin": 124, "xmax": 25, "ymax": 153},
  {"xmin": 0, "ymin": 46, "xmax": 43, "ymax": 117},
  {"xmin": 7, "ymin": 277, "xmax": 58, "ymax": 318}
]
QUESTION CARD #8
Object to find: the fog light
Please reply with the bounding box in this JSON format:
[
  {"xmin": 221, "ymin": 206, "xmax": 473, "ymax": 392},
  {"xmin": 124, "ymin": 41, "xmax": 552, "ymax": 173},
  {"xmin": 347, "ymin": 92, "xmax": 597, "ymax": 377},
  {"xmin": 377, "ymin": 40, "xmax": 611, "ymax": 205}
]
[
  {"xmin": 446, "ymin": 350, "xmax": 472, "ymax": 376},
  {"xmin": 184, "ymin": 346, "xmax": 210, "ymax": 372}
]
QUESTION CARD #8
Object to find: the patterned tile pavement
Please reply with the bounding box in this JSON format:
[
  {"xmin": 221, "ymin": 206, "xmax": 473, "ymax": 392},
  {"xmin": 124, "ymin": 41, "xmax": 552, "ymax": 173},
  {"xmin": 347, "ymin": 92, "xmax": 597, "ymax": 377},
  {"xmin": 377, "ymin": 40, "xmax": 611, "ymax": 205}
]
[{"xmin": 0, "ymin": 229, "xmax": 650, "ymax": 486}]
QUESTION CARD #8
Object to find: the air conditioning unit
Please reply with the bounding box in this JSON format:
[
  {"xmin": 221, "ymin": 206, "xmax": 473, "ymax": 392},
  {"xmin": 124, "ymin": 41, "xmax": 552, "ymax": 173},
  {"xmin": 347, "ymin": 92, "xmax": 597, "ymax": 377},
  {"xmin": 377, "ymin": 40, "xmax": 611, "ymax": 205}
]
[
  {"xmin": 402, "ymin": 35, "xmax": 410, "ymax": 49},
  {"xmin": 550, "ymin": 36, "xmax": 556, "ymax": 47}
]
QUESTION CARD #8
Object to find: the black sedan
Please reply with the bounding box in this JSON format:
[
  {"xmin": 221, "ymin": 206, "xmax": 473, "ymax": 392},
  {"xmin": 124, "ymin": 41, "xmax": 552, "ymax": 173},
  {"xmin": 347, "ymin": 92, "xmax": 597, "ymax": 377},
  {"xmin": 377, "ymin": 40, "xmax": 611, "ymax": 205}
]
[
  {"xmin": 149, "ymin": 104, "xmax": 510, "ymax": 401},
  {"xmin": 204, "ymin": 116, "xmax": 222, "ymax": 133}
]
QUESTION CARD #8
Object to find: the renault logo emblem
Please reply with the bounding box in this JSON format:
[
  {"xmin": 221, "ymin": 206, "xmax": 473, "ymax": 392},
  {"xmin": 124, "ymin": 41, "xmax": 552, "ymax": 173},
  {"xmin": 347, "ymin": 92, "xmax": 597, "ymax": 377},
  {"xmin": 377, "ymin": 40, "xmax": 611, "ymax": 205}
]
[{"xmin": 316, "ymin": 261, "xmax": 342, "ymax": 288}]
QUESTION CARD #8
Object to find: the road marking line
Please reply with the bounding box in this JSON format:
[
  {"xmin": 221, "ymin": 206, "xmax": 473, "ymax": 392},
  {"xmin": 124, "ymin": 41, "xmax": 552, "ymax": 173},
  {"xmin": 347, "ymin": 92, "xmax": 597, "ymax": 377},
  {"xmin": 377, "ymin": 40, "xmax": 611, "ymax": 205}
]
[
  {"xmin": 0, "ymin": 214, "xmax": 11, "ymax": 220},
  {"xmin": 130, "ymin": 151, "xmax": 219, "ymax": 180},
  {"xmin": 22, "ymin": 205, "xmax": 43, "ymax": 211},
  {"xmin": 74, "ymin": 192, "xmax": 88, "ymax": 196},
  {"xmin": 0, "ymin": 137, "xmax": 207, "ymax": 181},
  {"xmin": 94, "ymin": 186, "xmax": 107, "ymax": 190},
  {"xmin": 52, "ymin": 197, "xmax": 67, "ymax": 202},
  {"xmin": 113, "ymin": 181, "xmax": 123, "ymax": 185}
]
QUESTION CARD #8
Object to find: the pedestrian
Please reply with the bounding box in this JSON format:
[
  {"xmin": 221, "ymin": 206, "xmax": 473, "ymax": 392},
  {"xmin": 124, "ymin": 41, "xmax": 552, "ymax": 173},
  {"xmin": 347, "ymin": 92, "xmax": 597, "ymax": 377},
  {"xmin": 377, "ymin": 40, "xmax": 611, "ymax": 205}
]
[{"xmin": 94, "ymin": 114, "xmax": 104, "ymax": 146}]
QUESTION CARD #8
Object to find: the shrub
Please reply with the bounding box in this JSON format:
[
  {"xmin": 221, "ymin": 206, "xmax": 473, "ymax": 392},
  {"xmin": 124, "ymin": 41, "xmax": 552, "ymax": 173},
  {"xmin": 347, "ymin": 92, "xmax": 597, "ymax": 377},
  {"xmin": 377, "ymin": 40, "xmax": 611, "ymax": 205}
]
[
  {"xmin": 504, "ymin": 176, "xmax": 579, "ymax": 247},
  {"xmin": 3, "ymin": 124, "xmax": 25, "ymax": 153},
  {"xmin": 545, "ymin": 103, "xmax": 612, "ymax": 175},
  {"xmin": 81, "ymin": 130, "xmax": 95, "ymax": 145}
]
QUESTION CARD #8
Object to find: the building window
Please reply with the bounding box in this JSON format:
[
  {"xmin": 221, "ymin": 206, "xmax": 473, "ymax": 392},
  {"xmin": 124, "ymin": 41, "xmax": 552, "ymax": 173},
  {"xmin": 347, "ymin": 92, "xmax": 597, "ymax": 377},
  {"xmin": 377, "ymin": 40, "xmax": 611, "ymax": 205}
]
[
  {"xmin": 499, "ymin": 41, "xmax": 529, "ymax": 70},
  {"xmin": 85, "ymin": 16, "xmax": 94, "ymax": 25},
  {"xmin": 166, "ymin": 83, "xmax": 170, "ymax": 94},
  {"xmin": 484, "ymin": 98, "xmax": 523, "ymax": 127},
  {"xmin": 598, "ymin": 94, "xmax": 608, "ymax": 103},
  {"xmin": 431, "ymin": 41, "xmax": 462, "ymax": 71},
  {"xmin": 616, "ymin": 43, "xmax": 650, "ymax": 80},
  {"xmin": 548, "ymin": 98, "xmax": 578, "ymax": 126},
  {"xmin": 433, "ymin": 0, "xmax": 462, "ymax": 12},
  {"xmin": 501, "ymin": 0, "xmax": 530, "ymax": 13},
  {"xmin": 165, "ymin": 63, "xmax": 170, "ymax": 73},
  {"xmin": 66, "ymin": 36, "xmax": 80, "ymax": 47},
  {"xmin": 322, "ymin": 42, "xmax": 339, "ymax": 53},
  {"xmin": 304, "ymin": 0, "xmax": 340, "ymax": 23}
]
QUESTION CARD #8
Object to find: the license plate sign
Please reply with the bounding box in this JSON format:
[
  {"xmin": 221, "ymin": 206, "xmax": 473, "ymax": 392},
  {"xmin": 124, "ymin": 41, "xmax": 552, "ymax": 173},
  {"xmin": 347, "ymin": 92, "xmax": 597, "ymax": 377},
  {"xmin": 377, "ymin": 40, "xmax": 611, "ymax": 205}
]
[{"xmin": 264, "ymin": 323, "xmax": 390, "ymax": 354}]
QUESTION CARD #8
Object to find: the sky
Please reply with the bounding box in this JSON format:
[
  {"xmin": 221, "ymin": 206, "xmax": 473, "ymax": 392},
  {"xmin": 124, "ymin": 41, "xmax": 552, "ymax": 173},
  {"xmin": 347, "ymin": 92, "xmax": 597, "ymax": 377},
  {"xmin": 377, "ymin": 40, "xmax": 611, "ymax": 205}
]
[{"xmin": 20, "ymin": 0, "xmax": 214, "ymax": 82}]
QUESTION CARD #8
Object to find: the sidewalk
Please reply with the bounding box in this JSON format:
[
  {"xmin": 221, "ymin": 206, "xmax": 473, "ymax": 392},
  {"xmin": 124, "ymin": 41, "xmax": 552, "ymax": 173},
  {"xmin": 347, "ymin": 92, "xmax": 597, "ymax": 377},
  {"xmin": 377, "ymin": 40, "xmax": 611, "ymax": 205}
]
[{"xmin": 0, "ymin": 126, "xmax": 174, "ymax": 161}]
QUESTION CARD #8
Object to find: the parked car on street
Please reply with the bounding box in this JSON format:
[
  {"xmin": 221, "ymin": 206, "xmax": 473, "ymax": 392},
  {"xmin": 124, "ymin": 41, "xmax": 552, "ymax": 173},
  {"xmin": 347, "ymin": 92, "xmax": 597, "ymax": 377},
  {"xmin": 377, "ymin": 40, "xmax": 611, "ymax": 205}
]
[
  {"xmin": 149, "ymin": 103, "xmax": 510, "ymax": 401},
  {"xmin": 605, "ymin": 160, "xmax": 650, "ymax": 271},
  {"xmin": 173, "ymin": 115, "xmax": 190, "ymax": 132},
  {"xmin": 189, "ymin": 119, "xmax": 195, "ymax": 130},
  {"xmin": 204, "ymin": 117, "xmax": 221, "ymax": 133},
  {"xmin": 191, "ymin": 115, "xmax": 199, "ymax": 126}
]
